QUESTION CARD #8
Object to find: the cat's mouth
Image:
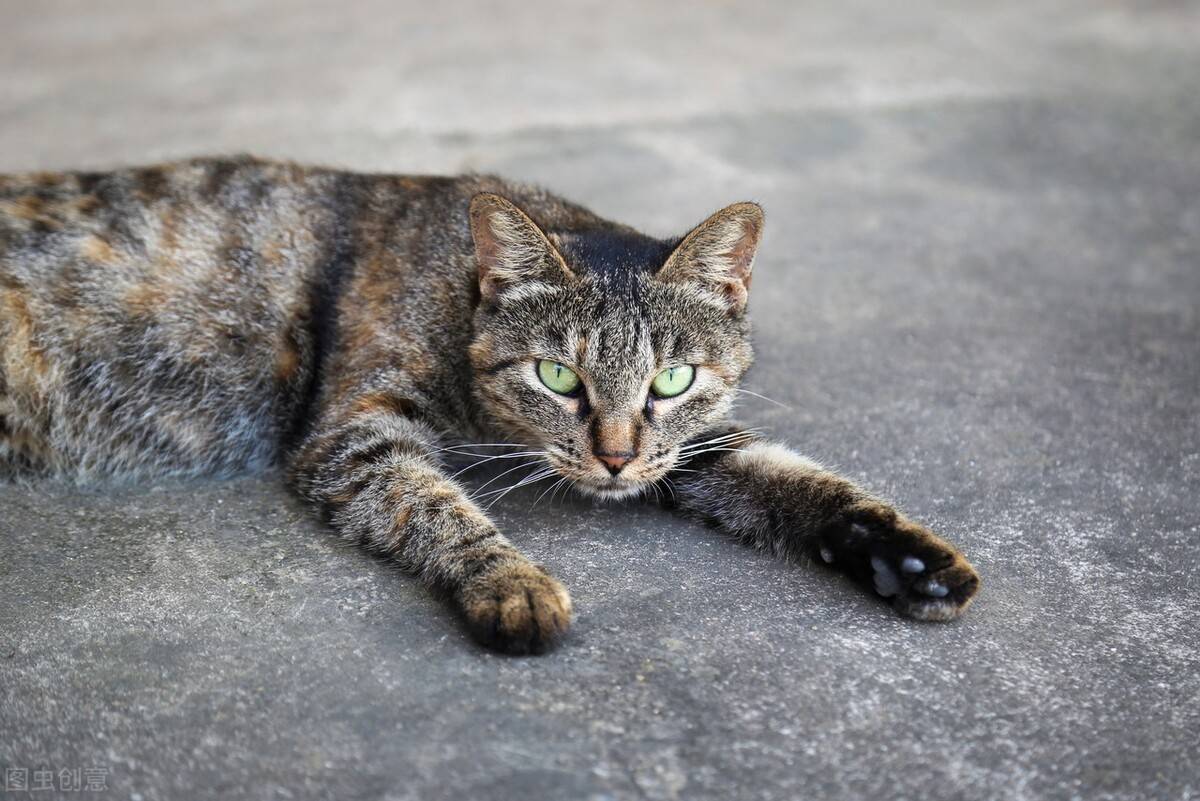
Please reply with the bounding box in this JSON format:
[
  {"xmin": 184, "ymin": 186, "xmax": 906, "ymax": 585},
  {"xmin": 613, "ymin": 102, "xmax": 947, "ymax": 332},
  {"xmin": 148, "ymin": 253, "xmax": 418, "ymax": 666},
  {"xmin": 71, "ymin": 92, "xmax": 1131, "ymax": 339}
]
[{"xmin": 544, "ymin": 452, "xmax": 673, "ymax": 502}]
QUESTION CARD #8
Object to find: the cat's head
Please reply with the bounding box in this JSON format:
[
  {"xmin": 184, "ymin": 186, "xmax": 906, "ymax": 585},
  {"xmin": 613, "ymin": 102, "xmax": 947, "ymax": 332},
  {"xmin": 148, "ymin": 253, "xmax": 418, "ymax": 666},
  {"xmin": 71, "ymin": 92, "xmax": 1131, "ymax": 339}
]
[{"xmin": 467, "ymin": 193, "xmax": 762, "ymax": 500}]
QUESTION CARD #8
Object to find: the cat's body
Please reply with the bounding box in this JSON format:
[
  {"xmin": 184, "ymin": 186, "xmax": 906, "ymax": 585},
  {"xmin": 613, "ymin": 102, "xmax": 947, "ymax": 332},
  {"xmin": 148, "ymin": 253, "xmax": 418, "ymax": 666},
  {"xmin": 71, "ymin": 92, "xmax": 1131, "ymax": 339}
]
[
  {"xmin": 1, "ymin": 156, "xmax": 980, "ymax": 653},
  {"xmin": 0, "ymin": 157, "xmax": 575, "ymax": 477}
]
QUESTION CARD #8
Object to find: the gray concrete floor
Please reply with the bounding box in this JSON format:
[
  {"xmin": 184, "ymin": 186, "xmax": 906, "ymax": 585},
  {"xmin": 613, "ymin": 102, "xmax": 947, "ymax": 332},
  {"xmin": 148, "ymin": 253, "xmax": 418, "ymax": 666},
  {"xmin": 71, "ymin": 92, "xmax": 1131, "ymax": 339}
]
[{"xmin": 2, "ymin": 1, "xmax": 1199, "ymax": 799}]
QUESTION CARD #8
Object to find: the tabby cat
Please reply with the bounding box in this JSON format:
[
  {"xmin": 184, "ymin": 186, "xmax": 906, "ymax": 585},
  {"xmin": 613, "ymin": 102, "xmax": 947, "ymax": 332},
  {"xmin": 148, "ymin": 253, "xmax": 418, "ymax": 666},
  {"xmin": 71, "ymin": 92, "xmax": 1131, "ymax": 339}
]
[{"xmin": 0, "ymin": 156, "xmax": 980, "ymax": 653}]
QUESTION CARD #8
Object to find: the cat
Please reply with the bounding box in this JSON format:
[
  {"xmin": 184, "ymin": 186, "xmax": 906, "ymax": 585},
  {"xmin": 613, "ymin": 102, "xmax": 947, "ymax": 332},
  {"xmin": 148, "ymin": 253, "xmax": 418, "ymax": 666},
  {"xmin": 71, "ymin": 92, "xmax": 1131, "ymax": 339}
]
[{"xmin": 0, "ymin": 155, "xmax": 980, "ymax": 654}]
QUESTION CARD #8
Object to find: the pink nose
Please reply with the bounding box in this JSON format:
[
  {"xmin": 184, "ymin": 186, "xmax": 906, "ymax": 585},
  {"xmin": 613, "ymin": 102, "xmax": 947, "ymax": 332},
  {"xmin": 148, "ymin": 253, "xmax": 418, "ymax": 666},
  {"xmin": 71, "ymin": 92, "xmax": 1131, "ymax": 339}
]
[{"xmin": 596, "ymin": 452, "xmax": 634, "ymax": 476}]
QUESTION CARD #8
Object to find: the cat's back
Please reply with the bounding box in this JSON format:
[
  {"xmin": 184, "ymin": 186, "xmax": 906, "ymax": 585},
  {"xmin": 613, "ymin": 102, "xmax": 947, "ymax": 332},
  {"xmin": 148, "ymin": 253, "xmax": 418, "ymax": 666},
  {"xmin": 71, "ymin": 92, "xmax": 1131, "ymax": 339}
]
[
  {"xmin": 0, "ymin": 157, "xmax": 367, "ymax": 308},
  {"xmin": 0, "ymin": 156, "xmax": 586, "ymax": 318},
  {"xmin": 0, "ymin": 157, "xmax": 594, "ymax": 480}
]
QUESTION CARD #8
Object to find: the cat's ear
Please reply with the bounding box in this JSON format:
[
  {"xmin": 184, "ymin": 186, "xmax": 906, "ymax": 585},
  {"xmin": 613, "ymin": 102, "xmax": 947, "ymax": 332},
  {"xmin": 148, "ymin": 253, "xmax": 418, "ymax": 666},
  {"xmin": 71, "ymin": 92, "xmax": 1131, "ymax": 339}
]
[
  {"xmin": 655, "ymin": 202, "xmax": 764, "ymax": 314},
  {"xmin": 469, "ymin": 193, "xmax": 576, "ymax": 302}
]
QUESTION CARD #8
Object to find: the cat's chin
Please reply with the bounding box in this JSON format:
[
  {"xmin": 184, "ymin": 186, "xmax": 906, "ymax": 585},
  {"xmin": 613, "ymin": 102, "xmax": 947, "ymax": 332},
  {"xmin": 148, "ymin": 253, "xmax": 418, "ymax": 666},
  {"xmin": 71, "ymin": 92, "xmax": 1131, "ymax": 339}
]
[{"xmin": 574, "ymin": 480, "xmax": 649, "ymax": 502}]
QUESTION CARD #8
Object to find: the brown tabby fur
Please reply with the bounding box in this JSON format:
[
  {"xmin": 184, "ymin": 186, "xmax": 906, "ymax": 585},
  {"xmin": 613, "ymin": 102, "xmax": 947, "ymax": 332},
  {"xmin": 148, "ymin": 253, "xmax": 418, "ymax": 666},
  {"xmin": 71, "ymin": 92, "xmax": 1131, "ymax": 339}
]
[{"xmin": 0, "ymin": 156, "xmax": 979, "ymax": 654}]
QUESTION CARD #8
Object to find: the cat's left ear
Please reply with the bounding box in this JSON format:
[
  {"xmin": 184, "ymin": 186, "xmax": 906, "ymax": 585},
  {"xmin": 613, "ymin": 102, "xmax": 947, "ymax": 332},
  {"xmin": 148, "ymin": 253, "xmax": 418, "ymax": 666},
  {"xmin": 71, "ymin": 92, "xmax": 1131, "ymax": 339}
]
[
  {"xmin": 655, "ymin": 202, "xmax": 764, "ymax": 315},
  {"xmin": 469, "ymin": 193, "xmax": 576, "ymax": 302}
]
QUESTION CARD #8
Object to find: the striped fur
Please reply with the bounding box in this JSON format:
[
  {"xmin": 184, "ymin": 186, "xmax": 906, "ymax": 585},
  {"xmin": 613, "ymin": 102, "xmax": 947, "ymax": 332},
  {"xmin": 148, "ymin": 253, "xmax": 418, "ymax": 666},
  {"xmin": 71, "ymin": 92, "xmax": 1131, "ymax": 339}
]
[{"xmin": 0, "ymin": 156, "xmax": 979, "ymax": 653}]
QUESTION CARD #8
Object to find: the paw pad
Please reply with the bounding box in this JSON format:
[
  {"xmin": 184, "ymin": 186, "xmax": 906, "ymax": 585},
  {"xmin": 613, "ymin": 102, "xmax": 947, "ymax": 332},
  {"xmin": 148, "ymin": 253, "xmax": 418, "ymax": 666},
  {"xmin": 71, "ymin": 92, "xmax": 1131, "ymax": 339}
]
[
  {"xmin": 870, "ymin": 556, "xmax": 901, "ymax": 598},
  {"xmin": 825, "ymin": 511, "xmax": 980, "ymax": 621},
  {"xmin": 870, "ymin": 554, "xmax": 953, "ymax": 600},
  {"xmin": 919, "ymin": 580, "xmax": 949, "ymax": 598}
]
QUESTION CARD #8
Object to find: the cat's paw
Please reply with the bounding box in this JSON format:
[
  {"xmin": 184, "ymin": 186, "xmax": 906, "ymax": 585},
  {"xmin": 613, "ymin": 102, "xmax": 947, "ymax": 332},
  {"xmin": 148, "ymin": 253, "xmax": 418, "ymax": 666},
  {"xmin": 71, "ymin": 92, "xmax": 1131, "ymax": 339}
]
[
  {"xmin": 817, "ymin": 504, "xmax": 981, "ymax": 621},
  {"xmin": 458, "ymin": 560, "xmax": 573, "ymax": 655}
]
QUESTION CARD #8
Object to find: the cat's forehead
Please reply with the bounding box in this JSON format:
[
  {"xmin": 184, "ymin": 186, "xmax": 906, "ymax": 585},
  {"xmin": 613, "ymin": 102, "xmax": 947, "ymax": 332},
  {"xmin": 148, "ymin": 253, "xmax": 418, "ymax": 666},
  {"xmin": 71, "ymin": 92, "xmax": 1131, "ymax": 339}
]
[
  {"xmin": 575, "ymin": 301, "xmax": 652, "ymax": 369},
  {"xmin": 549, "ymin": 278, "xmax": 735, "ymax": 369},
  {"xmin": 551, "ymin": 228, "xmax": 678, "ymax": 290}
]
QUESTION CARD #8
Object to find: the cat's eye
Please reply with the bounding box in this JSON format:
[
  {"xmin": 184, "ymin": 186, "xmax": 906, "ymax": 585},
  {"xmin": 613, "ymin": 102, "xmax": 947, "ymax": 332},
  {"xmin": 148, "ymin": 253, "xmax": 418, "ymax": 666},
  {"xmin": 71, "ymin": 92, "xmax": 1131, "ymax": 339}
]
[
  {"xmin": 650, "ymin": 365, "xmax": 695, "ymax": 398},
  {"xmin": 536, "ymin": 359, "xmax": 582, "ymax": 396}
]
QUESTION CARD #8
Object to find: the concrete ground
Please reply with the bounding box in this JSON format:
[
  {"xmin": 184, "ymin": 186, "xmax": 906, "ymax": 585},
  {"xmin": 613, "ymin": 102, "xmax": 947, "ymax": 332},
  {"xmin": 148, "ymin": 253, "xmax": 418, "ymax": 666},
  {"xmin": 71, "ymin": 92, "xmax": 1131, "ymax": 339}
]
[{"xmin": 2, "ymin": 1, "xmax": 1198, "ymax": 799}]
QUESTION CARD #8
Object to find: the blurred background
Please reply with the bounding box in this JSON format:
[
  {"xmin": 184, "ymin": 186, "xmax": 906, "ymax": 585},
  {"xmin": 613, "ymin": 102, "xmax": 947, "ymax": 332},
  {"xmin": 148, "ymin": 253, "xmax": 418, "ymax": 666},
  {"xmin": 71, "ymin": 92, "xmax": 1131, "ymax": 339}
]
[
  {"xmin": 6, "ymin": 1, "xmax": 1196, "ymax": 226},
  {"xmin": 2, "ymin": 2, "xmax": 1198, "ymax": 800}
]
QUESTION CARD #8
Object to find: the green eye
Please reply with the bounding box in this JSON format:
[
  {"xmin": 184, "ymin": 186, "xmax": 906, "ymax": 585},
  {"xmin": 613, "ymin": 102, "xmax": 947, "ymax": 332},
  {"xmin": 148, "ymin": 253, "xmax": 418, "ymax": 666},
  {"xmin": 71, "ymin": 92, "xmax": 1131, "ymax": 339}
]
[
  {"xmin": 537, "ymin": 359, "xmax": 582, "ymax": 395},
  {"xmin": 650, "ymin": 365, "xmax": 695, "ymax": 398}
]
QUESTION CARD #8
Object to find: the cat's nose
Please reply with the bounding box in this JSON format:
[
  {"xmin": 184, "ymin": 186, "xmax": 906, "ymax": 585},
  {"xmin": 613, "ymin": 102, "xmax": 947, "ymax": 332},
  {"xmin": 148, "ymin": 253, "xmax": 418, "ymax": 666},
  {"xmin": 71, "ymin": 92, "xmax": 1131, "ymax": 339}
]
[{"xmin": 595, "ymin": 451, "xmax": 635, "ymax": 476}]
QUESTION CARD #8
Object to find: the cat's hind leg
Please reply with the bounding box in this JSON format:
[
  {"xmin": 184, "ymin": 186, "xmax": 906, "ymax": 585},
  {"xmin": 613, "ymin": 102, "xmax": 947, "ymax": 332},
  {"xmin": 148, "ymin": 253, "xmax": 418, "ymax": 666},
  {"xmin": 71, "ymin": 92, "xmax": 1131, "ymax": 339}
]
[{"xmin": 0, "ymin": 282, "xmax": 56, "ymax": 476}]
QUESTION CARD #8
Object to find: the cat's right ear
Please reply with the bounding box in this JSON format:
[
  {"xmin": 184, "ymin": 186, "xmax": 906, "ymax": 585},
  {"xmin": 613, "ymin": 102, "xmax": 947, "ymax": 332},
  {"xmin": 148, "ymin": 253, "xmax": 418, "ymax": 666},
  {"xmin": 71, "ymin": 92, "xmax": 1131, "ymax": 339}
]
[
  {"xmin": 655, "ymin": 202, "xmax": 764, "ymax": 315},
  {"xmin": 469, "ymin": 193, "xmax": 576, "ymax": 302}
]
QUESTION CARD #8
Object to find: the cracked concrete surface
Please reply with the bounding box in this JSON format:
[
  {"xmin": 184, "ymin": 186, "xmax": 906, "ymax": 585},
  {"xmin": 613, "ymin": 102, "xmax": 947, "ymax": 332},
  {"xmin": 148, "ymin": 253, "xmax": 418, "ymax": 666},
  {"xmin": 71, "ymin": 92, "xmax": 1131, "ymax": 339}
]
[{"xmin": 1, "ymin": 1, "xmax": 1198, "ymax": 799}]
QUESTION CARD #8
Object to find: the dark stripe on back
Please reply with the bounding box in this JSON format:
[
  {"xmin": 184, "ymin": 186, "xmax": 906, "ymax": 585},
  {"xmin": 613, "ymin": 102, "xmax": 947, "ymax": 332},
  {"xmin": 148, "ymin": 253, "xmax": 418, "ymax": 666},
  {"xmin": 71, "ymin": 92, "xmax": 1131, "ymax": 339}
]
[{"xmin": 284, "ymin": 173, "xmax": 371, "ymax": 450}]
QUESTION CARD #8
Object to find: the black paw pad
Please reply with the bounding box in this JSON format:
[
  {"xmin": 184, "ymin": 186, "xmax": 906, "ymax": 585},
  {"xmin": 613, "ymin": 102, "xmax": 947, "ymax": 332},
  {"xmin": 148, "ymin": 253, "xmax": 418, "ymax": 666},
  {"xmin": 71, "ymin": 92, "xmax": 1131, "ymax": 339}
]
[
  {"xmin": 916, "ymin": 578, "xmax": 949, "ymax": 598},
  {"xmin": 817, "ymin": 512, "xmax": 981, "ymax": 622},
  {"xmin": 869, "ymin": 553, "xmax": 954, "ymax": 600},
  {"xmin": 869, "ymin": 556, "xmax": 902, "ymax": 597}
]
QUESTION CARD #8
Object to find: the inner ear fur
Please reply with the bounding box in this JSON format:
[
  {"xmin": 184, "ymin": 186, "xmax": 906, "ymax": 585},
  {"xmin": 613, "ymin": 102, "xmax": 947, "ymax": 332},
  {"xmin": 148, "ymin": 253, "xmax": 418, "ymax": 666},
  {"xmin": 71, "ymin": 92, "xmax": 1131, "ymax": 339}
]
[
  {"xmin": 655, "ymin": 202, "xmax": 764, "ymax": 314},
  {"xmin": 469, "ymin": 193, "xmax": 576, "ymax": 301}
]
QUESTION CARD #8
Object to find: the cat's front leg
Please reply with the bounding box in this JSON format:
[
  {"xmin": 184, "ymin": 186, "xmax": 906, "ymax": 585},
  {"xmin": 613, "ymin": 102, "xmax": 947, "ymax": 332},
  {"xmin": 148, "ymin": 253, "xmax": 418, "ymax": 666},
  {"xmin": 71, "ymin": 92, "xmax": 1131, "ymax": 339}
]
[
  {"xmin": 288, "ymin": 394, "xmax": 572, "ymax": 654},
  {"xmin": 672, "ymin": 432, "xmax": 981, "ymax": 621}
]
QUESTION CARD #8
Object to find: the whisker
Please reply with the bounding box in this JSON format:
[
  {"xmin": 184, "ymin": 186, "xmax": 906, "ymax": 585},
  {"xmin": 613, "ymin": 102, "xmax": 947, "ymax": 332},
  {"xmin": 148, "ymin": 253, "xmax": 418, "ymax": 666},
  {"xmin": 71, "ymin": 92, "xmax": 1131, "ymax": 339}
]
[
  {"xmin": 484, "ymin": 475, "xmax": 558, "ymax": 511},
  {"xmin": 477, "ymin": 467, "xmax": 559, "ymax": 509},
  {"xmin": 451, "ymin": 450, "xmax": 545, "ymax": 460},
  {"xmin": 433, "ymin": 442, "xmax": 532, "ymax": 456},
  {"xmin": 678, "ymin": 429, "xmax": 761, "ymax": 455},
  {"xmin": 735, "ymin": 388, "xmax": 792, "ymax": 410},
  {"xmin": 466, "ymin": 458, "xmax": 547, "ymax": 497},
  {"xmin": 448, "ymin": 451, "xmax": 547, "ymax": 478},
  {"xmin": 473, "ymin": 471, "xmax": 552, "ymax": 499},
  {"xmin": 680, "ymin": 428, "xmax": 762, "ymax": 447},
  {"xmin": 531, "ymin": 476, "xmax": 568, "ymax": 509},
  {"xmin": 480, "ymin": 467, "xmax": 554, "ymax": 499},
  {"xmin": 438, "ymin": 442, "xmax": 531, "ymax": 449},
  {"xmin": 675, "ymin": 446, "xmax": 750, "ymax": 467},
  {"xmin": 680, "ymin": 431, "xmax": 760, "ymax": 448}
]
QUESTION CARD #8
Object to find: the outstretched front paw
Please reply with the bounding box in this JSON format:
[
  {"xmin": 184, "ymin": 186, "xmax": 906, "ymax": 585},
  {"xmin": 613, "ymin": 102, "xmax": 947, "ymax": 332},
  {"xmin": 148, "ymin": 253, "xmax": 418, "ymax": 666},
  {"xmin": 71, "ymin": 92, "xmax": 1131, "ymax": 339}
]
[
  {"xmin": 458, "ymin": 560, "xmax": 573, "ymax": 655},
  {"xmin": 817, "ymin": 504, "xmax": 981, "ymax": 621}
]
